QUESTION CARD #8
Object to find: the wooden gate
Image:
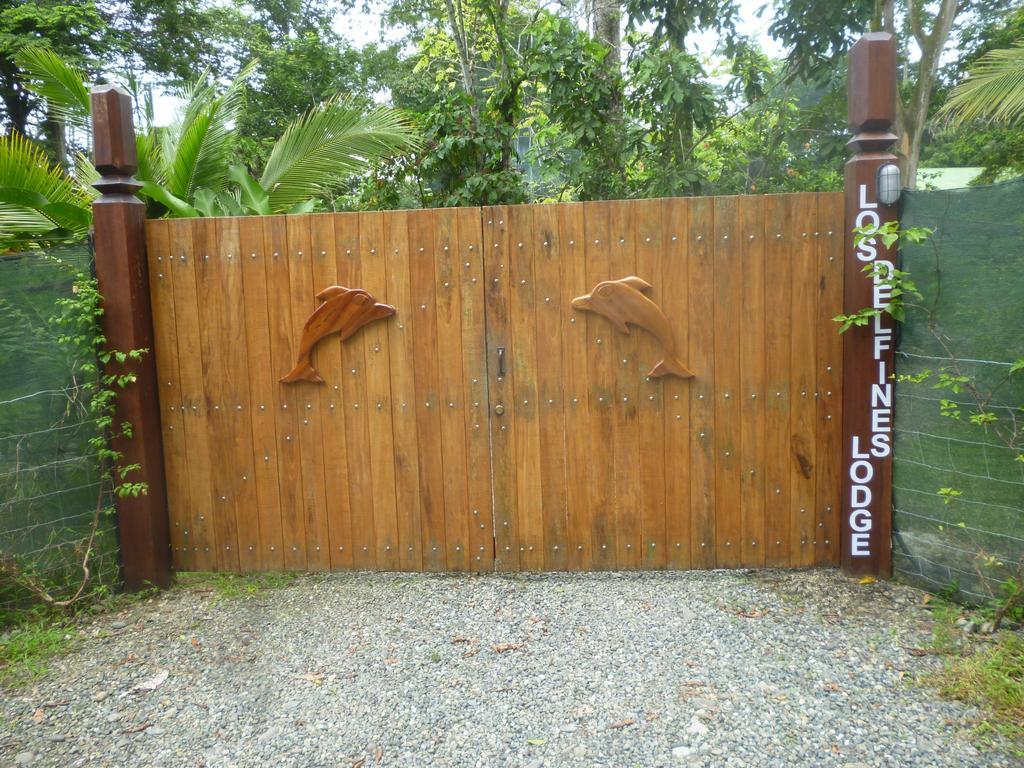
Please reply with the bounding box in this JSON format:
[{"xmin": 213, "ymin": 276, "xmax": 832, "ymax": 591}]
[{"xmin": 144, "ymin": 192, "xmax": 843, "ymax": 573}]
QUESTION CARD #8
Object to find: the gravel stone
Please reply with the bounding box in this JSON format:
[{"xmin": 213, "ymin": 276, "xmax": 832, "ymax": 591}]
[{"xmin": 0, "ymin": 569, "xmax": 1018, "ymax": 767}]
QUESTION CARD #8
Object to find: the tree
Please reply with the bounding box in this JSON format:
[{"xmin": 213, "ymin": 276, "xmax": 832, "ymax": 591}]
[
  {"xmin": 937, "ymin": 40, "xmax": 1024, "ymax": 125},
  {"xmin": 7, "ymin": 49, "xmax": 420, "ymax": 229}
]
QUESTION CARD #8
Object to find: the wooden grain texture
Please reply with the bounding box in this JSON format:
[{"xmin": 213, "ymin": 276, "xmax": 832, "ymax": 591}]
[
  {"xmin": 582, "ymin": 201, "xmax": 617, "ymax": 570},
  {"xmin": 383, "ymin": 210, "xmax": 423, "ymax": 571},
  {"xmin": 688, "ymin": 197, "xmax": 716, "ymax": 568},
  {"xmin": 763, "ymin": 196, "xmax": 793, "ymax": 566},
  {"xmin": 334, "ymin": 212, "xmax": 376, "ymax": 569},
  {"xmin": 789, "ymin": 194, "xmax": 818, "ymax": 567},
  {"xmin": 408, "ymin": 209, "xmax": 448, "ymax": 571},
  {"xmin": 263, "ymin": 215, "xmax": 306, "ymax": 570},
  {"xmin": 145, "ymin": 194, "xmax": 844, "ymax": 575},
  {"xmin": 145, "ymin": 220, "xmax": 191, "ymax": 570},
  {"xmin": 815, "ymin": 192, "xmax": 844, "ymax": 565},
  {"xmin": 634, "ymin": 199, "xmax": 667, "ymax": 569},
  {"xmin": 358, "ymin": 211, "xmax": 400, "ymax": 570},
  {"xmin": 662, "ymin": 198, "xmax": 692, "ymax": 569},
  {"xmin": 455, "ymin": 207, "xmax": 494, "ymax": 571},
  {"xmin": 308, "ymin": 214, "xmax": 353, "ymax": 570},
  {"xmin": 216, "ymin": 217, "xmax": 260, "ymax": 571},
  {"xmin": 607, "ymin": 201, "xmax": 641, "ymax": 568},
  {"xmin": 238, "ymin": 217, "xmax": 284, "ymax": 570},
  {"xmin": 738, "ymin": 196, "xmax": 766, "ymax": 567},
  {"xmin": 712, "ymin": 196, "xmax": 742, "ymax": 567},
  {"xmin": 557, "ymin": 203, "xmax": 591, "ymax": 571},
  {"xmin": 165, "ymin": 219, "xmax": 215, "ymax": 569}
]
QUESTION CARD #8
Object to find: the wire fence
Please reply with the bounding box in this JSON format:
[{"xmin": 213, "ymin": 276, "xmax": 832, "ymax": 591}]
[
  {"xmin": 0, "ymin": 244, "xmax": 120, "ymax": 614},
  {"xmin": 893, "ymin": 179, "xmax": 1024, "ymax": 604}
]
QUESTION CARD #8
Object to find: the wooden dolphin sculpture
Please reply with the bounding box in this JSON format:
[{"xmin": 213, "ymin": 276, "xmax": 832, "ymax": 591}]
[
  {"xmin": 280, "ymin": 286, "xmax": 395, "ymax": 384},
  {"xmin": 571, "ymin": 276, "xmax": 694, "ymax": 379}
]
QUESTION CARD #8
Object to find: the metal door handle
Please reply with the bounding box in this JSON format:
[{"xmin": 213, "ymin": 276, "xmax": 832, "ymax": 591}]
[{"xmin": 496, "ymin": 346, "xmax": 506, "ymax": 378}]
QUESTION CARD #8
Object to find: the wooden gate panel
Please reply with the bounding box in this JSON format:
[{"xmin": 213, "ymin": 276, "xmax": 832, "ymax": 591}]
[
  {"xmin": 455, "ymin": 207, "xmax": 495, "ymax": 571},
  {"xmin": 147, "ymin": 193, "xmax": 844, "ymax": 574},
  {"xmin": 738, "ymin": 196, "xmax": 766, "ymax": 566},
  {"xmin": 713, "ymin": 196, "xmax": 742, "ymax": 567},
  {"xmin": 816, "ymin": 194, "xmax": 844, "ymax": 565},
  {"xmin": 688, "ymin": 197, "xmax": 716, "ymax": 568},
  {"xmin": 662, "ymin": 198, "xmax": 692, "ymax": 569},
  {"xmin": 146, "ymin": 221, "xmax": 191, "ymax": 568},
  {"xmin": 634, "ymin": 199, "xmax": 668, "ymax": 569}
]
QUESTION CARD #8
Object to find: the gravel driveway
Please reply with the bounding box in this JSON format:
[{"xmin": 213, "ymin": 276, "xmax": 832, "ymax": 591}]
[{"xmin": 1, "ymin": 569, "xmax": 1016, "ymax": 768}]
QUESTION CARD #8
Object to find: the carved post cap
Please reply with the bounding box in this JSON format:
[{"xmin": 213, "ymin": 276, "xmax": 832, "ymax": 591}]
[
  {"xmin": 91, "ymin": 85, "xmax": 138, "ymax": 176},
  {"xmin": 848, "ymin": 32, "xmax": 897, "ymax": 134}
]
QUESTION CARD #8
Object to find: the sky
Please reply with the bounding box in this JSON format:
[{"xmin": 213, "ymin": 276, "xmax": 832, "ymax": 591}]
[{"xmin": 151, "ymin": 0, "xmax": 785, "ymax": 125}]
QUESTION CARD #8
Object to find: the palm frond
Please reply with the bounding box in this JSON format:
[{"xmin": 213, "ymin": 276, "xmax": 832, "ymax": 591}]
[
  {"xmin": 15, "ymin": 47, "xmax": 91, "ymax": 129},
  {"xmin": 162, "ymin": 63, "xmax": 255, "ymax": 201},
  {"xmin": 937, "ymin": 41, "xmax": 1024, "ymax": 126},
  {"xmin": 0, "ymin": 134, "xmax": 91, "ymax": 250},
  {"xmin": 259, "ymin": 98, "xmax": 421, "ymax": 213}
]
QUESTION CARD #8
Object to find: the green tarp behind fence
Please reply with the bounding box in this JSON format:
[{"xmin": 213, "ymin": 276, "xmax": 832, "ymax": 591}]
[
  {"xmin": 895, "ymin": 178, "xmax": 1024, "ymax": 603},
  {"xmin": 0, "ymin": 244, "xmax": 119, "ymax": 611}
]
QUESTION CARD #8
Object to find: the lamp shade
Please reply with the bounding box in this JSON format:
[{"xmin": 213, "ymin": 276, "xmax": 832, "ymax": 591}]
[{"xmin": 876, "ymin": 162, "xmax": 901, "ymax": 205}]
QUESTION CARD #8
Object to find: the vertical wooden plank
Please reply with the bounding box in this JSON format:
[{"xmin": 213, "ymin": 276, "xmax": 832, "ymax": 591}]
[
  {"xmin": 532, "ymin": 204, "xmax": 569, "ymax": 570},
  {"xmin": 582, "ymin": 201, "xmax": 617, "ymax": 570},
  {"xmin": 166, "ymin": 219, "xmax": 215, "ymax": 569},
  {"xmin": 688, "ymin": 197, "xmax": 716, "ymax": 569},
  {"xmin": 284, "ymin": 216, "xmax": 330, "ymax": 570},
  {"xmin": 430, "ymin": 209, "xmax": 471, "ymax": 571},
  {"xmin": 308, "ymin": 214, "xmax": 354, "ymax": 570},
  {"xmin": 483, "ymin": 206, "xmax": 520, "ymax": 571},
  {"xmin": 506, "ymin": 205, "xmax": 544, "ymax": 571},
  {"xmin": 713, "ymin": 197, "xmax": 742, "ymax": 567},
  {"xmin": 790, "ymin": 195, "xmax": 818, "ymax": 567},
  {"xmin": 816, "ymin": 193, "xmax": 844, "ymax": 565},
  {"xmin": 738, "ymin": 197, "xmax": 766, "ymax": 567},
  {"xmin": 407, "ymin": 209, "xmax": 448, "ymax": 571},
  {"xmin": 763, "ymin": 196, "xmax": 793, "ymax": 566},
  {"xmin": 359, "ymin": 212, "xmax": 400, "ymax": 569},
  {"xmin": 145, "ymin": 220, "xmax": 191, "ymax": 570},
  {"xmin": 634, "ymin": 199, "xmax": 667, "ymax": 569},
  {"xmin": 455, "ymin": 207, "xmax": 495, "ymax": 572},
  {"xmin": 662, "ymin": 198, "xmax": 692, "ymax": 569},
  {"xmin": 607, "ymin": 200, "xmax": 642, "ymax": 568},
  {"xmin": 238, "ymin": 218, "xmax": 284, "ymax": 570},
  {"xmin": 382, "ymin": 210, "xmax": 423, "ymax": 572},
  {"xmin": 262, "ymin": 216, "xmax": 306, "ymax": 570},
  {"xmin": 216, "ymin": 218, "xmax": 260, "ymax": 571},
  {"xmin": 192, "ymin": 218, "xmax": 240, "ymax": 571},
  {"xmin": 334, "ymin": 212, "xmax": 376, "ymax": 569},
  {"xmin": 557, "ymin": 203, "xmax": 591, "ymax": 571}
]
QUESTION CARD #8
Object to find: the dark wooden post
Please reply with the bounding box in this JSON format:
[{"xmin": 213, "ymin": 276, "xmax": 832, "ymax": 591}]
[
  {"xmin": 91, "ymin": 85, "xmax": 172, "ymax": 590},
  {"xmin": 841, "ymin": 33, "xmax": 899, "ymax": 577}
]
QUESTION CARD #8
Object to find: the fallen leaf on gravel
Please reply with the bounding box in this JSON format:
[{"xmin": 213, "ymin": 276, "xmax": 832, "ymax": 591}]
[
  {"xmin": 527, "ymin": 738, "xmax": 547, "ymax": 746},
  {"xmin": 492, "ymin": 642, "xmax": 524, "ymax": 653},
  {"xmin": 130, "ymin": 669, "xmax": 169, "ymax": 694},
  {"xmin": 607, "ymin": 719, "xmax": 635, "ymax": 729},
  {"xmin": 736, "ymin": 609, "xmax": 765, "ymax": 618},
  {"xmin": 450, "ymin": 636, "xmax": 471, "ymax": 644},
  {"xmin": 570, "ymin": 704, "xmax": 595, "ymax": 718},
  {"xmin": 191, "ymin": 637, "xmax": 202, "ymax": 651},
  {"xmin": 351, "ymin": 759, "xmax": 365, "ymax": 768},
  {"xmin": 859, "ymin": 576, "xmax": 877, "ymax": 585},
  {"xmin": 461, "ymin": 648, "xmax": 480, "ymax": 659},
  {"xmin": 384, "ymin": 656, "xmax": 398, "ymax": 664},
  {"xmin": 122, "ymin": 721, "xmax": 153, "ymax": 733},
  {"xmin": 906, "ymin": 647, "xmax": 929, "ymax": 657},
  {"xmin": 31, "ymin": 709, "xmax": 45, "ymax": 724},
  {"xmin": 823, "ymin": 613, "xmax": 842, "ymax": 624},
  {"xmin": 822, "ymin": 683, "xmax": 842, "ymax": 692},
  {"xmin": 295, "ymin": 672, "xmax": 324, "ymax": 685}
]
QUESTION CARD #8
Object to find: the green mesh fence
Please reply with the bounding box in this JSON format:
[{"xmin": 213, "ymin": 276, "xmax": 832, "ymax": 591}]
[
  {"xmin": 894, "ymin": 179, "xmax": 1024, "ymax": 604},
  {"xmin": 0, "ymin": 244, "xmax": 119, "ymax": 613}
]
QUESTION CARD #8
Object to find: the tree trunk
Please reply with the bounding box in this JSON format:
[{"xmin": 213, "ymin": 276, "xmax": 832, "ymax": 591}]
[
  {"xmin": 902, "ymin": 0, "xmax": 958, "ymax": 188},
  {"xmin": 592, "ymin": 0, "xmax": 621, "ymax": 71}
]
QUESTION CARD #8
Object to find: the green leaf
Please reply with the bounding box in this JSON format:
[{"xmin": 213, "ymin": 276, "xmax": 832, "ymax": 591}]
[
  {"xmin": 229, "ymin": 165, "xmax": 271, "ymax": 215},
  {"xmin": 138, "ymin": 181, "xmax": 199, "ymax": 218},
  {"xmin": 15, "ymin": 47, "xmax": 91, "ymax": 129}
]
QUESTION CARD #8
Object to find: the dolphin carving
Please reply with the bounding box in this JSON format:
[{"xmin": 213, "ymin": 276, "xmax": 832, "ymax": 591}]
[
  {"xmin": 571, "ymin": 276, "xmax": 694, "ymax": 379},
  {"xmin": 280, "ymin": 286, "xmax": 395, "ymax": 384}
]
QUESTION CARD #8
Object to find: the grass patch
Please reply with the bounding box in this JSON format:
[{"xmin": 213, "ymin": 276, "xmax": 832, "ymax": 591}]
[
  {"xmin": 175, "ymin": 571, "xmax": 300, "ymax": 601},
  {"xmin": 0, "ymin": 619, "xmax": 72, "ymax": 689},
  {"xmin": 926, "ymin": 608, "xmax": 1024, "ymax": 755}
]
